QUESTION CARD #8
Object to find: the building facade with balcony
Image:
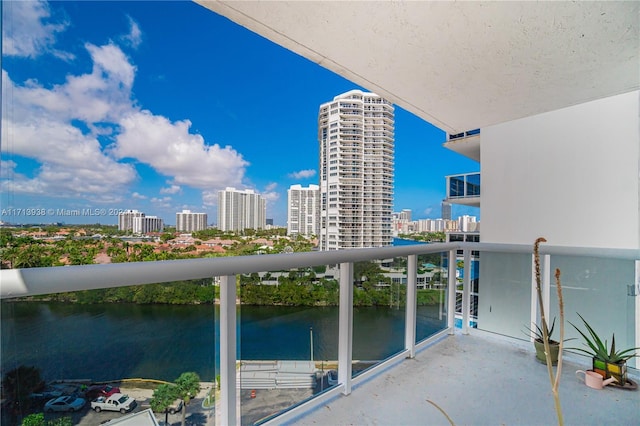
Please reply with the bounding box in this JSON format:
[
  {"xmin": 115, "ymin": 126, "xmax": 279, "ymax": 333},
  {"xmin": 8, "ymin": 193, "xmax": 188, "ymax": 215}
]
[
  {"xmin": 117, "ymin": 209, "xmax": 144, "ymax": 232},
  {"xmin": 318, "ymin": 90, "xmax": 395, "ymax": 250},
  {"xmin": 217, "ymin": 187, "xmax": 266, "ymax": 232},
  {"xmin": 175, "ymin": 209, "xmax": 208, "ymax": 232},
  {"xmin": 287, "ymin": 184, "xmax": 320, "ymax": 237},
  {"xmin": 132, "ymin": 216, "xmax": 163, "ymax": 235}
]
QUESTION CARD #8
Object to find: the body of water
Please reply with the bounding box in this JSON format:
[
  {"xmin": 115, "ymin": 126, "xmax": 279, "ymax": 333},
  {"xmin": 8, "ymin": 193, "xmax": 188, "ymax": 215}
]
[
  {"xmin": 1, "ymin": 302, "xmax": 445, "ymax": 383},
  {"xmin": 392, "ymin": 237, "xmax": 428, "ymax": 246}
]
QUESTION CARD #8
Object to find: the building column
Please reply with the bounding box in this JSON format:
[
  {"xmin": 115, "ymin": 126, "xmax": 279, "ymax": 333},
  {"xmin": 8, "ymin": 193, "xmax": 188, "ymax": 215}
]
[
  {"xmin": 220, "ymin": 275, "xmax": 237, "ymax": 425},
  {"xmin": 338, "ymin": 262, "xmax": 353, "ymax": 395}
]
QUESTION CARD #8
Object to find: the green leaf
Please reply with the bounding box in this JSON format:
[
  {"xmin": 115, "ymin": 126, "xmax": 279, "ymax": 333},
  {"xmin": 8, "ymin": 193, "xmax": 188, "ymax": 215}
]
[{"xmin": 569, "ymin": 313, "xmax": 639, "ymax": 363}]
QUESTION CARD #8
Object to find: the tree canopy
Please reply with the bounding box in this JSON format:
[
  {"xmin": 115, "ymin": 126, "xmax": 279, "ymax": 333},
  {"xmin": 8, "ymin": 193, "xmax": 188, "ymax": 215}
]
[{"xmin": 150, "ymin": 383, "xmax": 179, "ymax": 423}]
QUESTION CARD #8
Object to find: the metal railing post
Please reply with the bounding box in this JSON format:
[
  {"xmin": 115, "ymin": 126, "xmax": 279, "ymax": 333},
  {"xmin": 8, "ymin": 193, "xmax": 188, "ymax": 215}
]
[
  {"xmin": 405, "ymin": 255, "xmax": 417, "ymax": 357},
  {"xmin": 462, "ymin": 249, "xmax": 471, "ymax": 335},
  {"xmin": 220, "ymin": 275, "xmax": 237, "ymax": 425},
  {"xmin": 447, "ymin": 249, "xmax": 457, "ymax": 333},
  {"xmin": 338, "ymin": 262, "xmax": 353, "ymax": 395}
]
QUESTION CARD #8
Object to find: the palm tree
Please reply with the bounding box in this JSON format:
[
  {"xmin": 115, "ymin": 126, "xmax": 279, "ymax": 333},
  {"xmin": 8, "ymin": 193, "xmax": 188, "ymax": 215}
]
[
  {"xmin": 150, "ymin": 383, "xmax": 179, "ymax": 425},
  {"xmin": 175, "ymin": 372, "xmax": 201, "ymax": 426}
]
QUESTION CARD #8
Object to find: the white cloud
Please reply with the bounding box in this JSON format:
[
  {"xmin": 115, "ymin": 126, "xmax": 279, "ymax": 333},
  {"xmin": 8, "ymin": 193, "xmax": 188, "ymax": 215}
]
[
  {"xmin": 0, "ymin": 160, "xmax": 17, "ymax": 179},
  {"xmin": 86, "ymin": 43, "xmax": 136, "ymax": 90},
  {"xmin": 160, "ymin": 185, "xmax": 181, "ymax": 195},
  {"xmin": 2, "ymin": 13, "xmax": 252, "ymax": 208},
  {"xmin": 2, "ymin": 0, "xmax": 70, "ymax": 59},
  {"xmin": 288, "ymin": 169, "xmax": 316, "ymax": 179},
  {"xmin": 261, "ymin": 183, "xmax": 280, "ymax": 205},
  {"xmin": 122, "ymin": 16, "xmax": 142, "ymax": 49},
  {"xmin": 265, "ymin": 182, "xmax": 278, "ymax": 192},
  {"xmin": 132, "ymin": 192, "xmax": 147, "ymax": 200},
  {"xmin": 6, "ymin": 43, "xmax": 135, "ymax": 124},
  {"xmin": 202, "ymin": 191, "xmax": 218, "ymax": 207},
  {"xmin": 2, "ymin": 65, "xmax": 137, "ymax": 201},
  {"xmin": 1, "ymin": 116, "xmax": 136, "ymax": 201},
  {"xmin": 113, "ymin": 110, "xmax": 249, "ymax": 189},
  {"xmin": 150, "ymin": 196, "xmax": 172, "ymax": 210}
]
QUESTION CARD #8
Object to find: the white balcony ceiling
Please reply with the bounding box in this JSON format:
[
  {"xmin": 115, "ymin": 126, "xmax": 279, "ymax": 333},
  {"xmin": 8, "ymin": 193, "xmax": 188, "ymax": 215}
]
[{"xmin": 195, "ymin": 1, "xmax": 639, "ymax": 134}]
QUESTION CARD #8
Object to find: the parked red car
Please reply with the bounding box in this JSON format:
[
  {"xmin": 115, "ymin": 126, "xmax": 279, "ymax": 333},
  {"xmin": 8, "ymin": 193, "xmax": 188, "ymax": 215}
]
[{"xmin": 85, "ymin": 384, "xmax": 120, "ymax": 400}]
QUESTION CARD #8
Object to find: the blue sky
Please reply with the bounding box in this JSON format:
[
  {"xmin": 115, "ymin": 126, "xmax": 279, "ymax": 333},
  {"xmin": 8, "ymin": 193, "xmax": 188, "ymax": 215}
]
[{"xmin": 1, "ymin": 1, "xmax": 479, "ymax": 226}]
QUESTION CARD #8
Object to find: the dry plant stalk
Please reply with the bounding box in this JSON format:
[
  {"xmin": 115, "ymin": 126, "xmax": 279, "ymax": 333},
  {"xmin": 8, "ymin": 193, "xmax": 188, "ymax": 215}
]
[
  {"xmin": 426, "ymin": 399, "xmax": 456, "ymax": 426},
  {"xmin": 533, "ymin": 237, "xmax": 564, "ymax": 426}
]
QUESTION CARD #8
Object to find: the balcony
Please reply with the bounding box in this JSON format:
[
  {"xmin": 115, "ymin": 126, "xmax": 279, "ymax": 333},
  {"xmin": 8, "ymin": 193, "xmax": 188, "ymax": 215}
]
[
  {"xmin": 443, "ymin": 129, "xmax": 480, "ymax": 162},
  {"xmin": 1, "ymin": 242, "xmax": 637, "ymax": 425},
  {"xmin": 294, "ymin": 330, "xmax": 639, "ymax": 425},
  {"xmin": 445, "ymin": 172, "xmax": 481, "ymax": 207}
]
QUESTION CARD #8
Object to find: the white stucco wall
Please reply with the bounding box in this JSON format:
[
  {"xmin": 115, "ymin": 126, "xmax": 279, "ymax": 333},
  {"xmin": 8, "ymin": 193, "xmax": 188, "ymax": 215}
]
[{"xmin": 481, "ymin": 90, "xmax": 640, "ymax": 249}]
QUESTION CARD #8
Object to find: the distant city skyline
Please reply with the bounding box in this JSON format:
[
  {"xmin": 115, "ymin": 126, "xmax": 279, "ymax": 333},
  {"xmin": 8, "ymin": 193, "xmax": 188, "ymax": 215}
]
[{"xmin": 1, "ymin": 1, "xmax": 479, "ymax": 227}]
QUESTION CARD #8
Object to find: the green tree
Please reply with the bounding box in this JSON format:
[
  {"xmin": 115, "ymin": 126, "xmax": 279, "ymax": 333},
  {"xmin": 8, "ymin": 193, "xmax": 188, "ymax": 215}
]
[
  {"xmin": 160, "ymin": 232, "xmax": 174, "ymax": 243},
  {"xmin": 175, "ymin": 372, "xmax": 201, "ymax": 426},
  {"xmin": 3, "ymin": 365, "xmax": 44, "ymax": 412},
  {"xmin": 150, "ymin": 383, "xmax": 179, "ymax": 425},
  {"xmin": 14, "ymin": 244, "xmax": 54, "ymax": 268},
  {"xmin": 21, "ymin": 413, "xmax": 44, "ymax": 426}
]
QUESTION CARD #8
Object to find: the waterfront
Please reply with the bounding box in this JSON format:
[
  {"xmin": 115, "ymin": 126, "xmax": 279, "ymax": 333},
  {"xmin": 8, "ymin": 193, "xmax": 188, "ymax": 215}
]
[{"xmin": 1, "ymin": 302, "xmax": 445, "ymax": 383}]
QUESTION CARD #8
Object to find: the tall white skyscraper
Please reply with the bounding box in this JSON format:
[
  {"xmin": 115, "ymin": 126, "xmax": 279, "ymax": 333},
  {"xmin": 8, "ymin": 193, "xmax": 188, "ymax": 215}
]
[
  {"xmin": 176, "ymin": 209, "xmax": 208, "ymax": 232},
  {"xmin": 217, "ymin": 187, "xmax": 266, "ymax": 232},
  {"xmin": 118, "ymin": 210, "xmax": 144, "ymax": 232},
  {"xmin": 287, "ymin": 184, "xmax": 320, "ymax": 237},
  {"xmin": 318, "ymin": 90, "xmax": 395, "ymax": 250}
]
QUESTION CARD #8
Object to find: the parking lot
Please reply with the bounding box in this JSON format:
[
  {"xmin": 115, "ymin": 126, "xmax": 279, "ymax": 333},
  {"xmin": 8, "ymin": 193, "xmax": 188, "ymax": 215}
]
[
  {"xmin": 36, "ymin": 383, "xmax": 216, "ymax": 426},
  {"xmin": 26, "ymin": 380, "xmax": 324, "ymax": 425}
]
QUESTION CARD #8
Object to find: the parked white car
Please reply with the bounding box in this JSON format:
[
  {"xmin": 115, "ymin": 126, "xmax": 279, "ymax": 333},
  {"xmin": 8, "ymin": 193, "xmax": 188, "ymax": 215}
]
[
  {"xmin": 91, "ymin": 393, "xmax": 137, "ymax": 413},
  {"xmin": 44, "ymin": 395, "xmax": 86, "ymax": 412}
]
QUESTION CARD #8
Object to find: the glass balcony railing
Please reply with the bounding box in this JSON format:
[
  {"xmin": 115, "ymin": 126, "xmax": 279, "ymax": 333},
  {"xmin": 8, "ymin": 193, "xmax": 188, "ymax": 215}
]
[
  {"xmin": 1, "ymin": 242, "xmax": 637, "ymax": 425},
  {"xmin": 447, "ymin": 129, "xmax": 480, "ymax": 140},
  {"xmin": 446, "ymin": 172, "xmax": 480, "ymax": 205}
]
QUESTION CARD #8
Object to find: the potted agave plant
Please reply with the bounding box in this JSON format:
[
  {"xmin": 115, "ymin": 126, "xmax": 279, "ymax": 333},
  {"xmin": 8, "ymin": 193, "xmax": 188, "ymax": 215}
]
[
  {"xmin": 527, "ymin": 317, "xmax": 561, "ymax": 365},
  {"xmin": 569, "ymin": 313, "xmax": 639, "ymax": 387}
]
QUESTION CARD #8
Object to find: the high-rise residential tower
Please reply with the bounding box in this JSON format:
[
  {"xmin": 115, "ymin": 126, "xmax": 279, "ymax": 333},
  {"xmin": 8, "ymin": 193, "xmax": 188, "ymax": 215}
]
[
  {"xmin": 287, "ymin": 184, "xmax": 320, "ymax": 237},
  {"xmin": 441, "ymin": 201, "xmax": 452, "ymax": 220},
  {"xmin": 176, "ymin": 209, "xmax": 208, "ymax": 232},
  {"xmin": 118, "ymin": 210, "xmax": 144, "ymax": 232},
  {"xmin": 318, "ymin": 90, "xmax": 394, "ymax": 250},
  {"xmin": 132, "ymin": 216, "xmax": 164, "ymax": 234},
  {"xmin": 217, "ymin": 187, "xmax": 266, "ymax": 232}
]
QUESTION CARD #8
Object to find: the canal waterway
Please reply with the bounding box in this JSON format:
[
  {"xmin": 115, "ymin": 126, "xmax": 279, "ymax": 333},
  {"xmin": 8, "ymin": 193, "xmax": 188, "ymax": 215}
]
[{"xmin": 1, "ymin": 302, "xmax": 445, "ymax": 383}]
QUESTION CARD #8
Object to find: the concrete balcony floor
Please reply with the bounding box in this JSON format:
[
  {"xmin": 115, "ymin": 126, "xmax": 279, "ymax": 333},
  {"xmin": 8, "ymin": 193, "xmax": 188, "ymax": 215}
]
[{"xmin": 290, "ymin": 332, "xmax": 639, "ymax": 425}]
